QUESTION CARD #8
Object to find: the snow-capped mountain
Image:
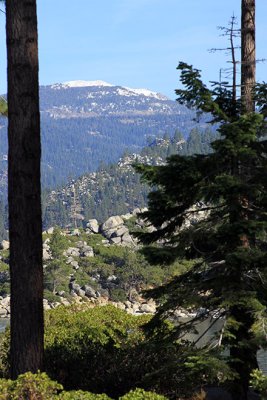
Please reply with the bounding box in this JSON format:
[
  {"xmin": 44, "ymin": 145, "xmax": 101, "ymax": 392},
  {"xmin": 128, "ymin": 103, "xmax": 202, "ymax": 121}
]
[
  {"xmin": 40, "ymin": 80, "xmax": 175, "ymax": 119},
  {"xmin": 0, "ymin": 80, "xmax": 208, "ymax": 193},
  {"xmin": 51, "ymin": 80, "xmax": 167, "ymax": 100}
]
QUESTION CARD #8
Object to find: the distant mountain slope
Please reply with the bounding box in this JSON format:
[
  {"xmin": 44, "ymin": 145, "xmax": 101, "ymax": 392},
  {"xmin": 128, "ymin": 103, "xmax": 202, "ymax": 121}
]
[
  {"xmin": 0, "ymin": 80, "xmax": 210, "ymax": 194},
  {"xmin": 43, "ymin": 128, "xmax": 218, "ymax": 229}
]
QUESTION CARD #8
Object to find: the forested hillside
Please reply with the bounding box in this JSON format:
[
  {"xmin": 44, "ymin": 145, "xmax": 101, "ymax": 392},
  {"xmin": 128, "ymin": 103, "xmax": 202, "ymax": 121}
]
[
  {"xmin": 0, "ymin": 81, "xmax": 213, "ymax": 193},
  {"xmin": 43, "ymin": 127, "xmax": 218, "ymax": 228}
]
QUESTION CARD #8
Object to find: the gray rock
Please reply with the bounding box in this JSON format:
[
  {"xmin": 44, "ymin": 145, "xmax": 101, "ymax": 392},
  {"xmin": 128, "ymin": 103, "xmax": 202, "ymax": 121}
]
[
  {"xmin": 0, "ymin": 240, "xmax": 9, "ymax": 250},
  {"xmin": 81, "ymin": 245, "xmax": 94, "ymax": 257},
  {"xmin": 72, "ymin": 229, "xmax": 80, "ymax": 236},
  {"xmin": 83, "ymin": 285, "xmax": 97, "ymax": 298},
  {"xmin": 59, "ymin": 297, "xmax": 70, "ymax": 306},
  {"xmin": 124, "ymin": 300, "xmax": 132, "ymax": 309},
  {"xmin": 76, "ymin": 288, "xmax": 85, "ymax": 297},
  {"xmin": 66, "ymin": 256, "xmax": 74, "ymax": 264},
  {"xmin": 0, "ymin": 307, "xmax": 8, "ymax": 317},
  {"xmin": 66, "ymin": 247, "xmax": 80, "ymax": 257},
  {"xmin": 71, "ymin": 283, "xmax": 80, "ymax": 292},
  {"xmin": 110, "ymin": 236, "xmax": 121, "ymax": 244},
  {"xmin": 139, "ymin": 303, "xmax": 156, "ymax": 314},
  {"xmin": 47, "ymin": 227, "xmax": 54, "ymax": 235},
  {"xmin": 51, "ymin": 302, "xmax": 61, "ymax": 309},
  {"xmin": 76, "ymin": 241, "xmax": 87, "ymax": 248},
  {"xmin": 128, "ymin": 289, "xmax": 140, "ymax": 302},
  {"xmin": 1, "ymin": 296, "xmax": 10, "ymax": 308},
  {"xmin": 146, "ymin": 225, "xmax": 156, "ymax": 233},
  {"xmin": 121, "ymin": 213, "xmax": 132, "ymax": 220},
  {"xmin": 91, "ymin": 274, "xmax": 101, "ymax": 283},
  {"xmin": 113, "ymin": 226, "xmax": 129, "ymax": 237},
  {"xmin": 140, "ymin": 207, "xmax": 148, "ymax": 213},
  {"xmin": 121, "ymin": 232, "xmax": 135, "ymax": 246},
  {"xmin": 116, "ymin": 302, "xmax": 126, "ymax": 310},
  {"xmin": 83, "ymin": 250, "xmax": 94, "ymax": 257},
  {"xmin": 43, "ymin": 302, "xmax": 51, "ymax": 311},
  {"xmin": 136, "ymin": 218, "xmax": 146, "ymax": 228},
  {"xmin": 102, "ymin": 216, "xmax": 124, "ymax": 232},
  {"xmin": 102, "ymin": 229, "xmax": 117, "ymax": 239},
  {"xmin": 132, "ymin": 303, "xmax": 140, "ymax": 313},
  {"xmin": 71, "ymin": 283, "xmax": 85, "ymax": 297},
  {"xmin": 71, "ymin": 260, "xmax": 79, "ymax": 270},
  {"xmin": 132, "ymin": 208, "xmax": 141, "ymax": 216},
  {"xmin": 87, "ymin": 219, "xmax": 99, "ymax": 233},
  {"xmin": 107, "ymin": 275, "xmax": 118, "ymax": 282},
  {"xmin": 83, "ymin": 245, "xmax": 93, "ymax": 251},
  {"xmin": 43, "ymin": 248, "xmax": 51, "ymax": 261}
]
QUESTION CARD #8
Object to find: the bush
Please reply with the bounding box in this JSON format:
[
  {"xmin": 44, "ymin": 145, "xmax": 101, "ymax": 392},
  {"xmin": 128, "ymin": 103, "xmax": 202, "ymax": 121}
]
[
  {"xmin": 250, "ymin": 369, "xmax": 267, "ymax": 399},
  {"xmin": 119, "ymin": 388, "xmax": 167, "ymax": 400},
  {"xmin": 0, "ymin": 371, "xmax": 62, "ymax": 399},
  {"xmin": 109, "ymin": 288, "xmax": 127, "ymax": 302},
  {"xmin": 0, "ymin": 372, "xmax": 168, "ymax": 400},
  {"xmin": 44, "ymin": 305, "xmax": 150, "ymax": 397},
  {"xmin": 58, "ymin": 391, "xmax": 111, "ymax": 400},
  {"xmin": 0, "ymin": 305, "xmax": 226, "ymax": 399}
]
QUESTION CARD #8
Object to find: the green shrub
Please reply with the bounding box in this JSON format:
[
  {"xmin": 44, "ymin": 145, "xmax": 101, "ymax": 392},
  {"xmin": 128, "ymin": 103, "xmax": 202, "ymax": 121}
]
[
  {"xmin": 44, "ymin": 305, "xmax": 150, "ymax": 396},
  {"xmin": 58, "ymin": 391, "xmax": 111, "ymax": 400},
  {"xmin": 0, "ymin": 372, "xmax": 168, "ymax": 400},
  {"xmin": 0, "ymin": 371, "xmax": 62, "ymax": 399},
  {"xmin": 109, "ymin": 288, "xmax": 127, "ymax": 302},
  {"xmin": 119, "ymin": 388, "xmax": 167, "ymax": 400},
  {"xmin": 0, "ymin": 304, "xmax": 222, "ymax": 399},
  {"xmin": 43, "ymin": 289, "xmax": 60, "ymax": 304},
  {"xmin": 250, "ymin": 369, "xmax": 267, "ymax": 399}
]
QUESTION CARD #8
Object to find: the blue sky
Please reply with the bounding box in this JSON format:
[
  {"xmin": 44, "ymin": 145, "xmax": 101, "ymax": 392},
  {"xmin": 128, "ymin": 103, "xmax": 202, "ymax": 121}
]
[{"xmin": 0, "ymin": 0, "xmax": 266, "ymax": 98}]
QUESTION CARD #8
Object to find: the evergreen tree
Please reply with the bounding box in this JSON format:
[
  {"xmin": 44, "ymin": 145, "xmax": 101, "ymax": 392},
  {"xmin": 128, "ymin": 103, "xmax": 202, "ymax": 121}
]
[
  {"xmin": 173, "ymin": 129, "xmax": 184, "ymax": 143},
  {"xmin": 135, "ymin": 3, "xmax": 267, "ymax": 398},
  {"xmin": 136, "ymin": 68, "xmax": 267, "ymax": 400},
  {"xmin": 186, "ymin": 128, "xmax": 202, "ymax": 154}
]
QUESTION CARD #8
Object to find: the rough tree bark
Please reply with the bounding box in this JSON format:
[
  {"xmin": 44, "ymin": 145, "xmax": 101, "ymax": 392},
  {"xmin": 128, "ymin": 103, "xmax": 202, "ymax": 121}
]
[
  {"xmin": 6, "ymin": 0, "xmax": 44, "ymax": 378},
  {"xmin": 241, "ymin": 0, "xmax": 256, "ymax": 113},
  {"xmin": 229, "ymin": 2, "xmax": 257, "ymax": 399}
]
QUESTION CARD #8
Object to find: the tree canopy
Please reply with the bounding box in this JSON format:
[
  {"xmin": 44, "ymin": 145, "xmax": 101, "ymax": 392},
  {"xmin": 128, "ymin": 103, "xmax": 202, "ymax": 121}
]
[{"xmin": 135, "ymin": 2, "xmax": 267, "ymax": 398}]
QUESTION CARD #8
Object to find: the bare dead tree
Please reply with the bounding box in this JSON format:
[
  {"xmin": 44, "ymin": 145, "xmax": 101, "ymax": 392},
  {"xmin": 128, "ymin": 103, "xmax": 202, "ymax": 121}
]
[{"xmin": 210, "ymin": 15, "xmax": 240, "ymax": 111}]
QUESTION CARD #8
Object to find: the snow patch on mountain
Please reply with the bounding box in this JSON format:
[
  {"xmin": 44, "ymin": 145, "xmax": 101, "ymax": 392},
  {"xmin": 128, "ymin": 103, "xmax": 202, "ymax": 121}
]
[
  {"xmin": 124, "ymin": 87, "xmax": 168, "ymax": 100},
  {"xmin": 64, "ymin": 80, "xmax": 114, "ymax": 88},
  {"xmin": 51, "ymin": 80, "xmax": 114, "ymax": 89},
  {"xmin": 50, "ymin": 79, "xmax": 168, "ymax": 100}
]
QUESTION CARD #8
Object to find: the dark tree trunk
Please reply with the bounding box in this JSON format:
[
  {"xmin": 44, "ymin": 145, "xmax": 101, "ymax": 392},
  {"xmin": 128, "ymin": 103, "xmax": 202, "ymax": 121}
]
[
  {"xmin": 228, "ymin": 5, "xmax": 257, "ymax": 397},
  {"xmin": 6, "ymin": 0, "xmax": 44, "ymax": 378},
  {"xmin": 229, "ymin": 306, "xmax": 258, "ymax": 400},
  {"xmin": 241, "ymin": 0, "xmax": 256, "ymax": 113}
]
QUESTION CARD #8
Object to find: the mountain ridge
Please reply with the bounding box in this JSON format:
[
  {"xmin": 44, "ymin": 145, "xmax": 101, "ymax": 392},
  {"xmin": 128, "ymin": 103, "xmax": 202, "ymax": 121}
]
[
  {"xmin": 0, "ymin": 80, "xmax": 211, "ymax": 194},
  {"xmin": 42, "ymin": 128, "xmax": 217, "ymax": 229}
]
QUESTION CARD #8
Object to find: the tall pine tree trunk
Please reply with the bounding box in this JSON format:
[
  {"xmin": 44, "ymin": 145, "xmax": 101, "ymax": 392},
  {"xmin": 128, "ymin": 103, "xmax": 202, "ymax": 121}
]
[
  {"xmin": 228, "ymin": 2, "xmax": 257, "ymax": 399},
  {"xmin": 6, "ymin": 0, "xmax": 44, "ymax": 378},
  {"xmin": 241, "ymin": 0, "xmax": 256, "ymax": 113}
]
